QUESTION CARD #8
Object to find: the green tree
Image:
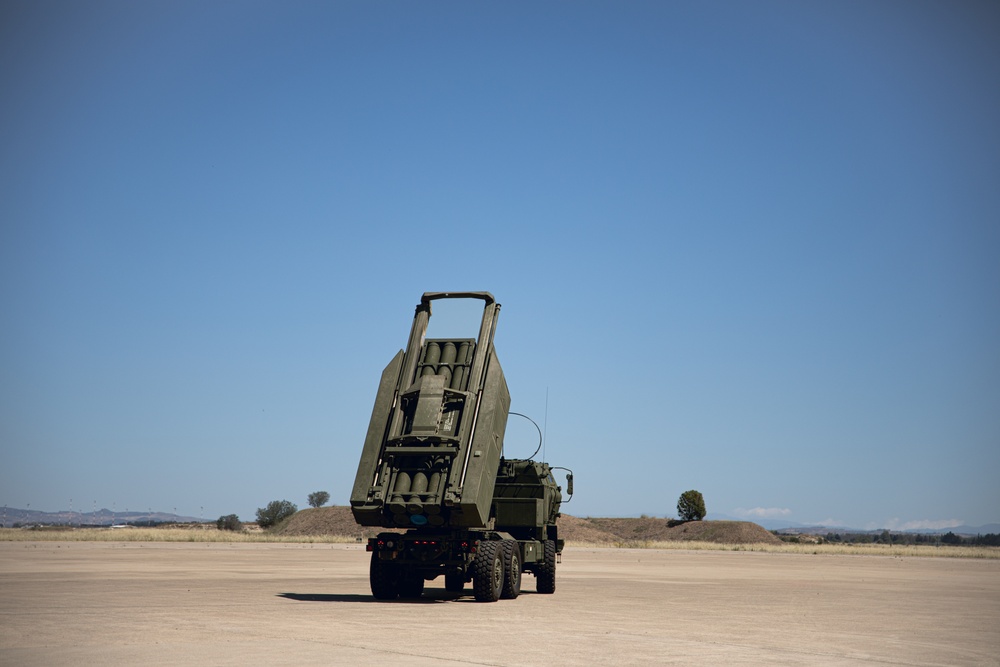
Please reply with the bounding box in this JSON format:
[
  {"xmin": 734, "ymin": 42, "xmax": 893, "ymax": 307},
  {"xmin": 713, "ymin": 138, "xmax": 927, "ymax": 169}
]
[
  {"xmin": 256, "ymin": 500, "xmax": 297, "ymax": 529},
  {"xmin": 676, "ymin": 490, "xmax": 706, "ymax": 522},
  {"xmin": 307, "ymin": 491, "xmax": 330, "ymax": 508},
  {"xmin": 216, "ymin": 514, "xmax": 243, "ymax": 531},
  {"xmin": 941, "ymin": 531, "xmax": 963, "ymax": 545}
]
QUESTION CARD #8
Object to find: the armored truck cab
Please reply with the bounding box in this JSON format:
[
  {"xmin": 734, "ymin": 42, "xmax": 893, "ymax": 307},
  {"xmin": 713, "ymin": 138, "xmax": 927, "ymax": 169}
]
[{"xmin": 350, "ymin": 292, "xmax": 570, "ymax": 601}]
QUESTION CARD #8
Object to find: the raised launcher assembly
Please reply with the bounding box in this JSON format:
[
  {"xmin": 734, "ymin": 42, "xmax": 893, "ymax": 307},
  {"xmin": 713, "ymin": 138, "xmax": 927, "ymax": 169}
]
[
  {"xmin": 350, "ymin": 291, "xmax": 511, "ymax": 530},
  {"xmin": 350, "ymin": 292, "xmax": 573, "ymax": 602}
]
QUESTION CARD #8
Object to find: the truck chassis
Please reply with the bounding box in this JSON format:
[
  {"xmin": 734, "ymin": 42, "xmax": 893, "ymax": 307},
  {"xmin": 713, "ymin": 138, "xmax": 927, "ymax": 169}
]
[{"xmin": 367, "ymin": 527, "xmax": 562, "ymax": 601}]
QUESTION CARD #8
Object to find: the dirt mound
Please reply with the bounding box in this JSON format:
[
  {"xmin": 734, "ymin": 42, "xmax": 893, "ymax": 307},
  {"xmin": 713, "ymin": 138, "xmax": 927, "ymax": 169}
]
[
  {"xmin": 559, "ymin": 517, "xmax": 781, "ymax": 545},
  {"xmin": 557, "ymin": 514, "xmax": 623, "ymax": 544},
  {"xmin": 271, "ymin": 508, "xmax": 780, "ymax": 545},
  {"xmin": 269, "ymin": 507, "xmax": 394, "ymax": 540},
  {"xmin": 659, "ymin": 520, "xmax": 782, "ymax": 544}
]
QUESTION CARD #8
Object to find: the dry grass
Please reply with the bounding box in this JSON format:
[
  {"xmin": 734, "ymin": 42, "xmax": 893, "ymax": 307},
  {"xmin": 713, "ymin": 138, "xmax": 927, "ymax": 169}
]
[
  {"xmin": 2, "ymin": 527, "xmax": 996, "ymax": 558},
  {"xmin": 571, "ymin": 539, "xmax": 1000, "ymax": 559},
  {"xmin": 0, "ymin": 527, "xmax": 359, "ymax": 544}
]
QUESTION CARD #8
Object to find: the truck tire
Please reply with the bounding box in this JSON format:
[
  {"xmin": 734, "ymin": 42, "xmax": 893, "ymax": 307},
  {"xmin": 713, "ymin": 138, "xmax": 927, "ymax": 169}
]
[
  {"xmin": 444, "ymin": 572, "xmax": 465, "ymax": 593},
  {"xmin": 500, "ymin": 540, "xmax": 521, "ymax": 599},
  {"xmin": 473, "ymin": 541, "xmax": 504, "ymax": 602},
  {"xmin": 536, "ymin": 539, "xmax": 556, "ymax": 594},
  {"xmin": 369, "ymin": 552, "xmax": 399, "ymax": 600},
  {"xmin": 398, "ymin": 571, "xmax": 424, "ymax": 599}
]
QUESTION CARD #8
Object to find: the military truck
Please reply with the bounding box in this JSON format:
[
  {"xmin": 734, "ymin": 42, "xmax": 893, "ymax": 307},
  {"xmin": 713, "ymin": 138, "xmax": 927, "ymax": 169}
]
[{"xmin": 350, "ymin": 292, "xmax": 572, "ymax": 602}]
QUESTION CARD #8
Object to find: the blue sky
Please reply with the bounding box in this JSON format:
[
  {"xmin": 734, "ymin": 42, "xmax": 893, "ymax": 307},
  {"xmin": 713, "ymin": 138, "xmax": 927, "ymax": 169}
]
[{"xmin": 2, "ymin": 1, "xmax": 998, "ymax": 529}]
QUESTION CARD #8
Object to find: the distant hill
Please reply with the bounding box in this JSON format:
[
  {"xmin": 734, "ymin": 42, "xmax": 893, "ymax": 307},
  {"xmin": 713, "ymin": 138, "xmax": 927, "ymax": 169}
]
[
  {"xmin": 1, "ymin": 507, "xmax": 203, "ymax": 527},
  {"xmin": 963, "ymin": 523, "xmax": 1000, "ymax": 535},
  {"xmin": 271, "ymin": 506, "xmax": 782, "ymax": 545}
]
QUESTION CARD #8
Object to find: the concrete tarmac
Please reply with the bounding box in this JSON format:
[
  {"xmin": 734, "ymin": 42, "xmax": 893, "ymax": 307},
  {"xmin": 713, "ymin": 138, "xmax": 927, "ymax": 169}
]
[{"xmin": 1, "ymin": 542, "xmax": 997, "ymax": 666}]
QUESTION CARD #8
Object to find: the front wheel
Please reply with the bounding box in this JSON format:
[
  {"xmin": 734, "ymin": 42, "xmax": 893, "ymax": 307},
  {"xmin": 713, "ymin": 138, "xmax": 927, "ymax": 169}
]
[{"xmin": 473, "ymin": 541, "xmax": 504, "ymax": 602}]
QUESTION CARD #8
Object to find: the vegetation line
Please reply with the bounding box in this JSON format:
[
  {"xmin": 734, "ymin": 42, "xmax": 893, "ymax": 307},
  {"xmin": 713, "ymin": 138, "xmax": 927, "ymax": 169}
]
[
  {"xmin": 570, "ymin": 539, "xmax": 999, "ymax": 559},
  {"xmin": 0, "ymin": 527, "xmax": 358, "ymax": 544},
  {"xmin": 1, "ymin": 527, "xmax": 997, "ymax": 558}
]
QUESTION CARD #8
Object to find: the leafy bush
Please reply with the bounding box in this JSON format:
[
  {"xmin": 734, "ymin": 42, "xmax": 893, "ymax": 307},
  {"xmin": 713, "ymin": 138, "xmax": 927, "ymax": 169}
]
[
  {"xmin": 256, "ymin": 500, "xmax": 297, "ymax": 528},
  {"xmin": 677, "ymin": 490, "xmax": 706, "ymax": 522},
  {"xmin": 216, "ymin": 514, "xmax": 243, "ymax": 531},
  {"xmin": 307, "ymin": 491, "xmax": 330, "ymax": 508}
]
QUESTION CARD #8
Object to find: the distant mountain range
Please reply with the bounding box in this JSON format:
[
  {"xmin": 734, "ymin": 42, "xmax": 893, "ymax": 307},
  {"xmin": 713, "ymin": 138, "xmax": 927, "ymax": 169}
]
[
  {"xmin": 706, "ymin": 513, "xmax": 1000, "ymax": 536},
  {"xmin": 1, "ymin": 507, "xmax": 203, "ymax": 527}
]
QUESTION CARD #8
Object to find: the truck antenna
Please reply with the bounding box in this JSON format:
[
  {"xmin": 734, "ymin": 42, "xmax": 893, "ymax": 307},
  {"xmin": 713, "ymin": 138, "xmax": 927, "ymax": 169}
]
[
  {"xmin": 509, "ymin": 412, "xmax": 542, "ymax": 460},
  {"xmin": 543, "ymin": 386, "xmax": 549, "ymax": 461}
]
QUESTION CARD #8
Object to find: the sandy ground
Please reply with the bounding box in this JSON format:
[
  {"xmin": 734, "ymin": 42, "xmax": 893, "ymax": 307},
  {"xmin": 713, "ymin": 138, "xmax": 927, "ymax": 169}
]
[{"xmin": 1, "ymin": 542, "xmax": 997, "ymax": 666}]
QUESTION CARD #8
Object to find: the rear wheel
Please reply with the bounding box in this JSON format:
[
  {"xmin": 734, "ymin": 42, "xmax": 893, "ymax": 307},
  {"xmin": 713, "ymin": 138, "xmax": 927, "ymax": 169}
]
[
  {"xmin": 397, "ymin": 571, "xmax": 424, "ymax": 599},
  {"xmin": 536, "ymin": 539, "xmax": 556, "ymax": 594},
  {"xmin": 444, "ymin": 572, "xmax": 465, "ymax": 593},
  {"xmin": 473, "ymin": 541, "xmax": 504, "ymax": 602},
  {"xmin": 369, "ymin": 552, "xmax": 399, "ymax": 600},
  {"xmin": 500, "ymin": 540, "xmax": 521, "ymax": 599}
]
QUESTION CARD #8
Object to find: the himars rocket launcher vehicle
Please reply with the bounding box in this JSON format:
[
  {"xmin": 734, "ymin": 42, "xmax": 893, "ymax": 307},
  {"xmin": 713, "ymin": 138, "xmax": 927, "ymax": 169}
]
[{"xmin": 350, "ymin": 292, "xmax": 572, "ymax": 601}]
